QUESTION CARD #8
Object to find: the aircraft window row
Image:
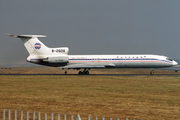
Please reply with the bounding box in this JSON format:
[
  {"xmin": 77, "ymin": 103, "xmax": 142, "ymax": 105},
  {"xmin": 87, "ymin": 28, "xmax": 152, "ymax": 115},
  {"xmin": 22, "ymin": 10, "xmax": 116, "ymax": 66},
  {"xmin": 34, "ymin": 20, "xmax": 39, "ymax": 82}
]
[
  {"xmin": 120, "ymin": 56, "xmax": 146, "ymax": 59},
  {"xmin": 70, "ymin": 58, "xmax": 150, "ymax": 60},
  {"xmin": 71, "ymin": 56, "xmax": 147, "ymax": 60}
]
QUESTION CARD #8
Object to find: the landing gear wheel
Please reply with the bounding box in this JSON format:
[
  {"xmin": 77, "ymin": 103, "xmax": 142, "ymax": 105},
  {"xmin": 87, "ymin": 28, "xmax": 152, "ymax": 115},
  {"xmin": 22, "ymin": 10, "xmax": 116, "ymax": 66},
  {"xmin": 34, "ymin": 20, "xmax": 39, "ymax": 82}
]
[
  {"xmin": 78, "ymin": 70, "xmax": 89, "ymax": 75},
  {"xmin": 78, "ymin": 71, "xmax": 83, "ymax": 75},
  {"xmin": 83, "ymin": 71, "xmax": 86, "ymax": 74},
  {"xmin": 150, "ymin": 71, "xmax": 154, "ymax": 75},
  {"xmin": 85, "ymin": 71, "xmax": 89, "ymax": 75},
  {"xmin": 83, "ymin": 71, "xmax": 89, "ymax": 75}
]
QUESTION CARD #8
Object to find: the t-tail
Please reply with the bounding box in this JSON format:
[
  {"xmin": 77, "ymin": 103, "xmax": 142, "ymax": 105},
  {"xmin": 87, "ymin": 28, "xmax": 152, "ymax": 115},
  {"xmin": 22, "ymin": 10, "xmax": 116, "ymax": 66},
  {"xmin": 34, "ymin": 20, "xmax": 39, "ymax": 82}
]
[{"xmin": 6, "ymin": 34, "xmax": 69, "ymax": 67}]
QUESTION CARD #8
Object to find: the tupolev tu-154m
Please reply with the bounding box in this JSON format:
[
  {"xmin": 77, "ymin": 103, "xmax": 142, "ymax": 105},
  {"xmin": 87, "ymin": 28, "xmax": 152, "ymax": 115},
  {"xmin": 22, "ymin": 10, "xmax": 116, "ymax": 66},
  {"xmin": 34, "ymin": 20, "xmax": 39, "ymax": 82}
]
[{"xmin": 6, "ymin": 34, "xmax": 178, "ymax": 75}]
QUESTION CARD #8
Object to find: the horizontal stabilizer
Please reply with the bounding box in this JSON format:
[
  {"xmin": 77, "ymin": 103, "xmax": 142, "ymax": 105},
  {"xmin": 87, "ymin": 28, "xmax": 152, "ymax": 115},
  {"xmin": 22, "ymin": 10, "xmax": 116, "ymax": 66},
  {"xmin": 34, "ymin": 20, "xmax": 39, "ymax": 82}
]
[{"xmin": 5, "ymin": 34, "xmax": 46, "ymax": 38}]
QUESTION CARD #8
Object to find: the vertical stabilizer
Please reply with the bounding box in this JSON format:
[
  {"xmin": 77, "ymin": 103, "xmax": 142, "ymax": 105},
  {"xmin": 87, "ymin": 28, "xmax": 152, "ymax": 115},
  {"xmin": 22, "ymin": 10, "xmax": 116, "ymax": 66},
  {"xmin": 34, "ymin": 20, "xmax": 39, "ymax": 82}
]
[{"xmin": 6, "ymin": 34, "xmax": 49, "ymax": 55}]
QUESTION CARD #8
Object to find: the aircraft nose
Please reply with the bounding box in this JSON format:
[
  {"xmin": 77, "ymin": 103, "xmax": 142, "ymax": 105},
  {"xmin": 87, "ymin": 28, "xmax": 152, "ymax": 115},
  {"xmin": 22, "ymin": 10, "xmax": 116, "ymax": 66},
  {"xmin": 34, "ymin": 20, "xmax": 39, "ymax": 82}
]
[{"xmin": 173, "ymin": 61, "xmax": 178, "ymax": 66}]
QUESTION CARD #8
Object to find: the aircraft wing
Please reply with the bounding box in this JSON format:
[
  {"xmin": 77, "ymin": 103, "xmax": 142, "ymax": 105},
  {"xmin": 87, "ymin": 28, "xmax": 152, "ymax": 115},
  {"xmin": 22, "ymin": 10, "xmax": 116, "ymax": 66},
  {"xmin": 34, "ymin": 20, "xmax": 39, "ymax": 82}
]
[{"xmin": 62, "ymin": 63, "xmax": 115, "ymax": 69}]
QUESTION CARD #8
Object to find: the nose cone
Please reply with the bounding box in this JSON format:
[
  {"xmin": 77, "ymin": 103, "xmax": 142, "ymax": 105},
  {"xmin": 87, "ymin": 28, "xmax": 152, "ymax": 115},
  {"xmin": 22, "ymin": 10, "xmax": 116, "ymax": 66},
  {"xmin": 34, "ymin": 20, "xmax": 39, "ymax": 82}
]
[{"xmin": 173, "ymin": 61, "xmax": 178, "ymax": 66}]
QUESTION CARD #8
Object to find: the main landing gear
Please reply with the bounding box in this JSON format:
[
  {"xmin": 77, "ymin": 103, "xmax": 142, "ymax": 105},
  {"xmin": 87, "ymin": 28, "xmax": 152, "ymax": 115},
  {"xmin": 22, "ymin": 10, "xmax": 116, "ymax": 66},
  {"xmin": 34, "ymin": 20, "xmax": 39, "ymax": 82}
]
[
  {"xmin": 78, "ymin": 69, "xmax": 90, "ymax": 75},
  {"xmin": 64, "ymin": 69, "xmax": 90, "ymax": 75},
  {"xmin": 78, "ymin": 71, "xmax": 89, "ymax": 75}
]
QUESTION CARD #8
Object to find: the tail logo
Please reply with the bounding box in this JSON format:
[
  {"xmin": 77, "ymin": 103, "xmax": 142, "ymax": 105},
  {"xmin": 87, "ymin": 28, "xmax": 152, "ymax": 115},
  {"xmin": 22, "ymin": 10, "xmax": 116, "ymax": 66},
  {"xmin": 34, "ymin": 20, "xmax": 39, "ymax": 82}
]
[{"xmin": 34, "ymin": 43, "xmax": 41, "ymax": 49}]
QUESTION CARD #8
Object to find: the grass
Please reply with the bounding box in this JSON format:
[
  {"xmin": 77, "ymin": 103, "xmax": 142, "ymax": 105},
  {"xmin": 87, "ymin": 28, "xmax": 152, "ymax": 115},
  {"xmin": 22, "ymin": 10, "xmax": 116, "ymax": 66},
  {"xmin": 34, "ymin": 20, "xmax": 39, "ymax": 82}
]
[{"xmin": 0, "ymin": 74, "xmax": 180, "ymax": 120}]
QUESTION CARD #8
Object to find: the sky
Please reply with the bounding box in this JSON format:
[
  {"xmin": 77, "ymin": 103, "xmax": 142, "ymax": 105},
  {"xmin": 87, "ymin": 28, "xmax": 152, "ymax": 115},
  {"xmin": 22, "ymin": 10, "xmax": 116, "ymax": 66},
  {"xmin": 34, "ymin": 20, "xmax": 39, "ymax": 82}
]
[{"xmin": 1, "ymin": 0, "xmax": 180, "ymax": 66}]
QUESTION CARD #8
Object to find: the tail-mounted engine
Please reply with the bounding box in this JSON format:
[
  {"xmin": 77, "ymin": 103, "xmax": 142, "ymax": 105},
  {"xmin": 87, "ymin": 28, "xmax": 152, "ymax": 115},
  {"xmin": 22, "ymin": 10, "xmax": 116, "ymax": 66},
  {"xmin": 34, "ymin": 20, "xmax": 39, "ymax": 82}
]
[{"xmin": 43, "ymin": 56, "xmax": 69, "ymax": 64}]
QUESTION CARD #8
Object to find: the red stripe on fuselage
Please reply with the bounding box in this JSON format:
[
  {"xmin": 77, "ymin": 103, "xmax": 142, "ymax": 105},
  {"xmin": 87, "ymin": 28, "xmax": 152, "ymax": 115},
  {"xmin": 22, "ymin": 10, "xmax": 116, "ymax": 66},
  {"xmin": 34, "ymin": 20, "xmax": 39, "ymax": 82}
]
[{"xmin": 69, "ymin": 60, "xmax": 172, "ymax": 64}]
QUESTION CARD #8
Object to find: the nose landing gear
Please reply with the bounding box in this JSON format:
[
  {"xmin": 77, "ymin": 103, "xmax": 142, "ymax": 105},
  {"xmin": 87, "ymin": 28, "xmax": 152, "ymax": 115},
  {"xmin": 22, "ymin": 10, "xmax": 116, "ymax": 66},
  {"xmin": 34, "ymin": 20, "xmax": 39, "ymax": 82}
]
[{"xmin": 150, "ymin": 70, "xmax": 154, "ymax": 75}]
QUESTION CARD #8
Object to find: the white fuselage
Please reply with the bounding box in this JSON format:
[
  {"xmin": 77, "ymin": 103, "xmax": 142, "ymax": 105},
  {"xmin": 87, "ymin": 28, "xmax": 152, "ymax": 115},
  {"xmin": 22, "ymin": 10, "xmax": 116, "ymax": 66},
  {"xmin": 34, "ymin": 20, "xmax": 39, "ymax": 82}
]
[
  {"xmin": 27, "ymin": 54, "xmax": 177, "ymax": 68},
  {"xmin": 67, "ymin": 54, "xmax": 177, "ymax": 68}
]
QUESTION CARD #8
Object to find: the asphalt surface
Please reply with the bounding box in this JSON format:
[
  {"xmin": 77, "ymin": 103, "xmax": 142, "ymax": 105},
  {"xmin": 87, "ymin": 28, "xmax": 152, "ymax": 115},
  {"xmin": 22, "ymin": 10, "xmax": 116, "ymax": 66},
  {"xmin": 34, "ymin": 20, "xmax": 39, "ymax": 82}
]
[{"xmin": 1, "ymin": 74, "xmax": 180, "ymax": 76}]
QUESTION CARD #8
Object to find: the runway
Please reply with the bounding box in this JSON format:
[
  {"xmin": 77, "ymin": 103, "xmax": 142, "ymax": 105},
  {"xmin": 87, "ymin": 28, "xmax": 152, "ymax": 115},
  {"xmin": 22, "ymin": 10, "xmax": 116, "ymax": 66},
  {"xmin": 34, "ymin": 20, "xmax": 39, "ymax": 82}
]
[{"xmin": 1, "ymin": 74, "xmax": 180, "ymax": 76}]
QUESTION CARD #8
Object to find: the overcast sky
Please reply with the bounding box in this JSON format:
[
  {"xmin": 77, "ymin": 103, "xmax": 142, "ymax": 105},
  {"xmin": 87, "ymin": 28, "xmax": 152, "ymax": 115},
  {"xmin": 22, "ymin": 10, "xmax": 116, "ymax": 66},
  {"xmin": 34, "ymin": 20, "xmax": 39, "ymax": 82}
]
[{"xmin": 1, "ymin": 0, "xmax": 180, "ymax": 65}]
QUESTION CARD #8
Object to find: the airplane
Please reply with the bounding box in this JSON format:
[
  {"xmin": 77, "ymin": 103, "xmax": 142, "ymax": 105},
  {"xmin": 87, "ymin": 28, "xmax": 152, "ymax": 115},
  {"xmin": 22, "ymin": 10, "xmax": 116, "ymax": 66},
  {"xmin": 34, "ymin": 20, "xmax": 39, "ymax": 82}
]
[{"xmin": 6, "ymin": 34, "xmax": 178, "ymax": 75}]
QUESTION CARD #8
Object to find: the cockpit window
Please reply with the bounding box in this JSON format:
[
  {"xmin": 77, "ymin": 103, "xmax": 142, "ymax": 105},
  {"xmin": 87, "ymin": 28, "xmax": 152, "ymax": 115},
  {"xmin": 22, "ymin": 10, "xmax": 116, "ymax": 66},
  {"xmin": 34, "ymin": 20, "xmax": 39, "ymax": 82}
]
[{"xmin": 166, "ymin": 57, "xmax": 173, "ymax": 61}]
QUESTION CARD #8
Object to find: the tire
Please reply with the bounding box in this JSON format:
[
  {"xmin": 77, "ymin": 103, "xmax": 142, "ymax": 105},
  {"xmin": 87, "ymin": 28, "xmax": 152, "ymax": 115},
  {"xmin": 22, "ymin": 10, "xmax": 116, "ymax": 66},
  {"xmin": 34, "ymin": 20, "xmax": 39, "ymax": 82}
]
[
  {"xmin": 85, "ymin": 71, "xmax": 89, "ymax": 75},
  {"xmin": 78, "ymin": 71, "xmax": 83, "ymax": 75},
  {"xmin": 150, "ymin": 71, "xmax": 154, "ymax": 75}
]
